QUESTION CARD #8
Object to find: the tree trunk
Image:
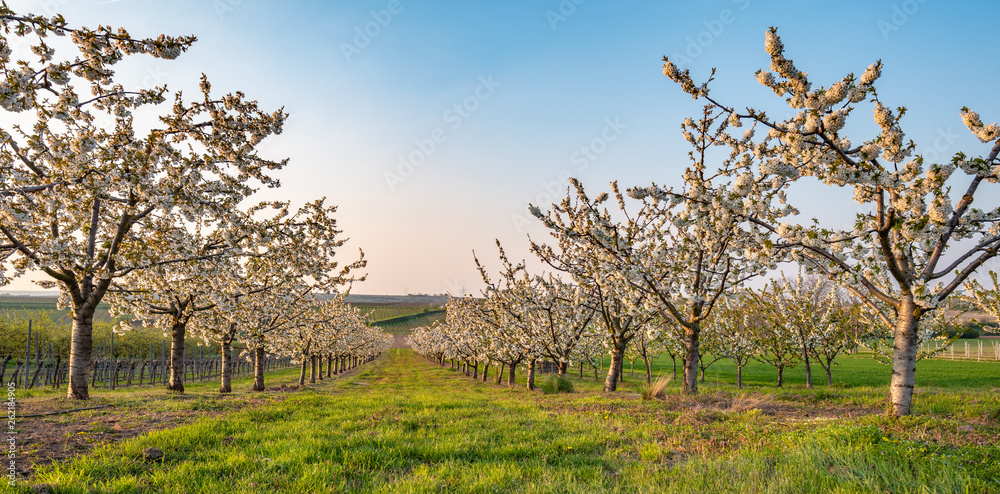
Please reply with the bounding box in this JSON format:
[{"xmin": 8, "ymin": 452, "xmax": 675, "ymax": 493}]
[
  {"xmin": 776, "ymin": 365, "xmax": 784, "ymax": 388},
  {"xmin": 9, "ymin": 363, "xmax": 21, "ymax": 388},
  {"xmin": 67, "ymin": 307, "xmax": 97, "ymax": 399},
  {"xmin": 671, "ymin": 354, "xmax": 677, "ymax": 379},
  {"xmin": 252, "ymin": 346, "xmax": 266, "ymax": 391},
  {"xmin": 803, "ymin": 346, "xmax": 813, "ymax": 390},
  {"xmin": 890, "ymin": 297, "xmax": 921, "ymax": 416},
  {"xmin": 327, "ymin": 354, "xmax": 333, "ymax": 377},
  {"xmin": 310, "ymin": 355, "xmax": 318, "ymax": 383},
  {"xmin": 682, "ymin": 325, "xmax": 700, "ymax": 395},
  {"xmin": 482, "ymin": 362, "xmax": 489, "ymax": 382},
  {"xmin": 298, "ymin": 357, "xmax": 308, "ymax": 385},
  {"xmin": 826, "ymin": 365, "xmax": 833, "ymax": 386},
  {"xmin": 604, "ymin": 341, "xmax": 626, "ymax": 392},
  {"xmin": 219, "ymin": 335, "xmax": 233, "ymax": 393},
  {"xmin": 736, "ymin": 363, "xmax": 743, "ymax": 389},
  {"xmin": 526, "ymin": 359, "xmax": 536, "ymax": 390},
  {"xmin": 643, "ymin": 353, "xmax": 651, "ymax": 384},
  {"xmin": 0, "ymin": 353, "xmax": 10, "ymax": 385},
  {"xmin": 472, "ymin": 361, "xmax": 478, "ymax": 379},
  {"xmin": 167, "ymin": 319, "xmax": 186, "ymax": 392},
  {"xmin": 507, "ymin": 362, "xmax": 517, "ymax": 386},
  {"xmin": 578, "ymin": 361, "xmax": 584, "ymax": 379},
  {"xmin": 495, "ymin": 363, "xmax": 504, "ymax": 384}
]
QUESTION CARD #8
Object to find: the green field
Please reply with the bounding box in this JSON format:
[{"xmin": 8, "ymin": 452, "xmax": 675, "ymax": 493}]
[
  {"xmin": 372, "ymin": 310, "xmax": 446, "ymax": 335},
  {"xmin": 355, "ymin": 304, "xmax": 443, "ymax": 324},
  {"xmin": 0, "ymin": 296, "xmax": 112, "ymax": 320},
  {"xmin": 17, "ymin": 349, "xmax": 1000, "ymax": 493},
  {"xmin": 635, "ymin": 349, "xmax": 1000, "ymax": 392}
]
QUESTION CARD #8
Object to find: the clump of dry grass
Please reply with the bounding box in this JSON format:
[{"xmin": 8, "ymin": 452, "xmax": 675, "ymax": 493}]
[
  {"xmin": 728, "ymin": 391, "xmax": 774, "ymax": 413},
  {"xmin": 641, "ymin": 375, "xmax": 673, "ymax": 400}
]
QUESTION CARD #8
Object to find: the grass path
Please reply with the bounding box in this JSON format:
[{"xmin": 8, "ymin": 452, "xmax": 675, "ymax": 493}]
[{"xmin": 20, "ymin": 349, "xmax": 1000, "ymax": 493}]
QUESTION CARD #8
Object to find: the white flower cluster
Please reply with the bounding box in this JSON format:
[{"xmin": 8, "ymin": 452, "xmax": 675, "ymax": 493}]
[{"xmin": 961, "ymin": 108, "xmax": 1000, "ymax": 143}]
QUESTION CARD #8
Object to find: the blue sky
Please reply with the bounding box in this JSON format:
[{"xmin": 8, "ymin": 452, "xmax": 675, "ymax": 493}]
[{"xmin": 5, "ymin": 0, "xmax": 1000, "ymax": 295}]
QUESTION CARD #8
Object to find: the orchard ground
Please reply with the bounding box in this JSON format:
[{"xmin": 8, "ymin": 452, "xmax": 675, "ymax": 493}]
[
  {"xmin": 12, "ymin": 347, "xmax": 1000, "ymax": 493},
  {"xmin": 8, "ymin": 366, "xmax": 310, "ymax": 479}
]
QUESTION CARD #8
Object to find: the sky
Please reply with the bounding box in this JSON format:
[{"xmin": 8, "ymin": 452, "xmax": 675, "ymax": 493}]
[{"xmin": 4, "ymin": 0, "xmax": 1000, "ymax": 295}]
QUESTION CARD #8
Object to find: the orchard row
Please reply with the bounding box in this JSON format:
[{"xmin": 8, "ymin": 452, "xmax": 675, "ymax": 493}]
[
  {"xmin": 410, "ymin": 273, "xmax": 978, "ymax": 392},
  {"xmin": 0, "ymin": 8, "xmax": 389, "ymax": 398},
  {"xmin": 417, "ymin": 27, "xmax": 1000, "ymax": 417}
]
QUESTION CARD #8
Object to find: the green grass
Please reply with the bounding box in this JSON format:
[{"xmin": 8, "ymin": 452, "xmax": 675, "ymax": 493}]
[{"xmin": 21, "ymin": 349, "xmax": 1000, "ymax": 493}]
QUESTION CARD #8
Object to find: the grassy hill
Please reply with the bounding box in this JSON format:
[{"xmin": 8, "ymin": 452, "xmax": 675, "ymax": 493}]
[
  {"xmin": 353, "ymin": 303, "xmax": 443, "ymax": 324},
  {"xmin": 371, "ymin": 310, "xmax": 446, "ymax": 335}
]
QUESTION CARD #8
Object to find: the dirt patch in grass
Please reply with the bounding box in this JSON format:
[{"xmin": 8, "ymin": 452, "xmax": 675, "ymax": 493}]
[
  {"xmin": 538, "ymin": 388, "xmax": 879, "ymax": 423},
  {"xmin": 13, "ymin": 360, "xmax": 374, "ymax": 479},
  {"xmin": 14, "ymin": 394, "xmax": 279, "ymax": 477},
  {"xmin": 658, "ymin": 390, "xmax": 879, "ymax": 420}
]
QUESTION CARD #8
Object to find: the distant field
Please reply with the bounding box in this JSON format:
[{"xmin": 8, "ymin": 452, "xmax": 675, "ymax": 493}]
[
  {"xmin": 345, "ymin": 293, "xmax": 449, "ymax": 305},
  {"xmin": 0, "ymin": 295, "xmax": 113, "ymax": 323},
  {"xmin": 0, "ymin": 295, "xmax": 107, "ymax": 312},
  {"xmin": 354, "ymin": 303, "xmax": 443, "ymax": 323},
  {"xmin": 373, "ymin": 310, "xmax": 446, "ymax": 335},
  {"xmin": 0, "ymin": 296, "xmax": 62, "ymax": 311},
  {"xmin": 0, "ymin": 294, "xmax": 439, "ymax": 320},
  {"xmin": 951, "ymin": 308, "xmax": 998, "ymax": 325}
]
